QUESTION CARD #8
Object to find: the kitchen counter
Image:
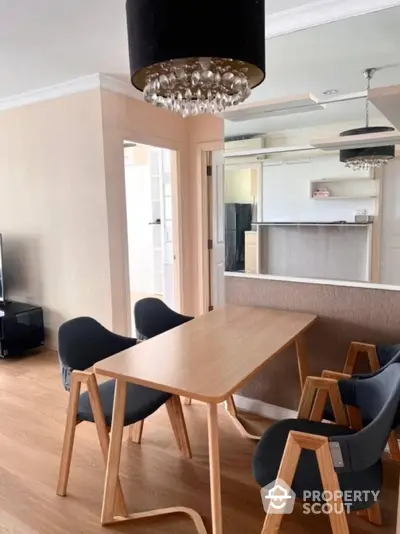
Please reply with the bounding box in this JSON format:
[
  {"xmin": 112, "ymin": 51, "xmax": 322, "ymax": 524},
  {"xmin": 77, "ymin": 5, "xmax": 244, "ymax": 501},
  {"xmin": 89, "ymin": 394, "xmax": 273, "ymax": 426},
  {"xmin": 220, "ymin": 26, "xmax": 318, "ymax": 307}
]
[
  {"xmin": 252, "ymin": 222, "xmax": 373, "ymax": 282},
  {"xmin": 252, "ymin": 221, "xmax": 373, "ymax": 227}
]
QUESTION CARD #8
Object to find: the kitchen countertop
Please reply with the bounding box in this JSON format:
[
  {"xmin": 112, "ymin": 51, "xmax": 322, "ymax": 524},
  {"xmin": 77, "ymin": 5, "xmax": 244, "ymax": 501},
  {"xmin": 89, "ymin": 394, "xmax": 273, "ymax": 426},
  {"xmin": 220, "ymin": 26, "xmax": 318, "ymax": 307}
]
[{"xmin": 252, "ymin": 221, "xmax": 373, "ymax": 227}]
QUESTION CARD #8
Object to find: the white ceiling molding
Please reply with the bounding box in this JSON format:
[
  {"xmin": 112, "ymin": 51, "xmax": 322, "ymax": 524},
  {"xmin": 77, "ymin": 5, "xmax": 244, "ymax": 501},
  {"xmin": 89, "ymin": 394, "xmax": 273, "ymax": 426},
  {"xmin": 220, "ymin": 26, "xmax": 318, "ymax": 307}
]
[
  {"xmin": 98, "ymin": 74, "xmax": 140, "ymax": 99},
  {"xmin": 0, "ymin": 74, "xmax": 101, "ymax": 112},
  {"xmin": 0, "ymin": 73, "xmax": 142, "ymax": 112},
  {"xmin": 267, "ymin": 0, "xmax": 400, "ymax": 38}
]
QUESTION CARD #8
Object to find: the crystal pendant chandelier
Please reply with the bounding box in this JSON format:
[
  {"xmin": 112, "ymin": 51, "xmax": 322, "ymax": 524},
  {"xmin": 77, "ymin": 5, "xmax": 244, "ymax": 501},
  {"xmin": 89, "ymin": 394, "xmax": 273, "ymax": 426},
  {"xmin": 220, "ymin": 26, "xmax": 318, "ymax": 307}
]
[
  {"xmin": 340, "ymin": 68, "xmax": 395, "ymax": 171},
  {"xmin": 126, "ymin": 0, "xmax": 266, "ymax": 118}
]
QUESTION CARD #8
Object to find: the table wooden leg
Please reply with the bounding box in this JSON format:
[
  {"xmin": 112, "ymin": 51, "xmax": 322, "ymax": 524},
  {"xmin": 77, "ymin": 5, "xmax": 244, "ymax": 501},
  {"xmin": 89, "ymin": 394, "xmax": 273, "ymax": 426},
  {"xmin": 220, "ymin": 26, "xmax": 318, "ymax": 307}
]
[
  {"xmin": 296, "ymin": 334, "xmax": 309, "ymax": 390},
  {"xmin": 99, "ymin": 378, "xmax": 207, "ymax": 533},
  {"xmin": 224, "ymin": 396, "xmax": 261, "ymax": 441},
  {"xmin": 207, "ymin": 403, "xmax": 223, "ymax": 534},
  {"xmin": 101, "ymin": 379, "xmax": 127, "ymax": 524}
]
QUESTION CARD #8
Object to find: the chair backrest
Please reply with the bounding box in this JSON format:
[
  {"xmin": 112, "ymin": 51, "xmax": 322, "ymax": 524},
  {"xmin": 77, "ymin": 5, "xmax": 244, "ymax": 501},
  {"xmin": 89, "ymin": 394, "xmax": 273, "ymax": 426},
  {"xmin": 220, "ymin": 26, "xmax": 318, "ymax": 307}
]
[
  {"xmin": 58, "ymin": 317, "xmax": 136, "ymax": 391},
  {"xmin": 351, "ymin": 348, "xmax": 400, "ymax": 427},
  {"xmin": 332, "ymin": 362, "xmax": 400, "ymax": 472},
  {"xmin": 354, "ymin": 345, "xmax": 400, "ymax": 380},
  {"xmin": 134, "ymin": 298, "xmax": 193, "ymax": 339},
  {"xmin": 377, "ymin": 343, "xmax": 400, "ymax": 367}
]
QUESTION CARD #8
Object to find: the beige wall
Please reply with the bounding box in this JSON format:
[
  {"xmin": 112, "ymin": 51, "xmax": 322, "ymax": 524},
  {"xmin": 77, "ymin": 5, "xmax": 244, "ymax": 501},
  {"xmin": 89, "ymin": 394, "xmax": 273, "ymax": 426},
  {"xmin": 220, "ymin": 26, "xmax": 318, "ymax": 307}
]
[
  {"xmin": 100, "ymin": 90, "xmax": 224, "ymax": 335},
  {"xmin": 0, "ymin": 90, "xmax": 110, "ymax": 347},
  {"xmin": 226, "ymin": 275, "xmax": 400, "ymax": 411},
  {"xmin": 0, "ymin": 87, "xmax": 224, "ymax": 347}
]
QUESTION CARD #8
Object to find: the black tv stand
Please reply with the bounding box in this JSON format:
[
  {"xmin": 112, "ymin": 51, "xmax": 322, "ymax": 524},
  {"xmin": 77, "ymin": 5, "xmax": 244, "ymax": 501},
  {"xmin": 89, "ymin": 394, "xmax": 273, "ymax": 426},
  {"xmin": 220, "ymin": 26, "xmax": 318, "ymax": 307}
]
[{"xmin": 0, "ymin": 301, "xmax": 45, "ymax": 358}]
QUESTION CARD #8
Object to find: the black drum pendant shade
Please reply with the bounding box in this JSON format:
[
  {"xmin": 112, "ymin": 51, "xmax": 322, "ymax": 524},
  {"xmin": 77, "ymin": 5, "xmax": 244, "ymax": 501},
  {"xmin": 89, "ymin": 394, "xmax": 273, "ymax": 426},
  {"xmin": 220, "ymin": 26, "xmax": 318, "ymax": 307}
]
[
  {"xmin": 340, "ymin": 126, "xmax": 395, "ymax": 169},
  {"xmin": 126, "ymin": 0, "xmax": 266, "ymax": 117},
  {"xmin": 339, "ymin": 69, "xmax": 395, "ymax": 171}
]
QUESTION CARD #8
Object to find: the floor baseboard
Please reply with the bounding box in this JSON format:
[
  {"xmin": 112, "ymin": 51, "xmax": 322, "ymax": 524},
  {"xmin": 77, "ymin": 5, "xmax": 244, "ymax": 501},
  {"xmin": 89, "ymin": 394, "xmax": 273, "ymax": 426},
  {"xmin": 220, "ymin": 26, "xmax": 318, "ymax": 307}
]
[{"xmin": 232, "ymin": 394, "xmax": 298, "ymax": 421}]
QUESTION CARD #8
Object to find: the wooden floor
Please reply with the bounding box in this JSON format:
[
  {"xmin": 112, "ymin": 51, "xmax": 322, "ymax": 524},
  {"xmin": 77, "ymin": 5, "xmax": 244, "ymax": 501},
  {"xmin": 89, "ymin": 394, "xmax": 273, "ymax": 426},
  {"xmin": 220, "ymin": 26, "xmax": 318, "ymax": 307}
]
[{"xmin": 0, "ymin": 350, "xmax": 398, "ymax": 534}]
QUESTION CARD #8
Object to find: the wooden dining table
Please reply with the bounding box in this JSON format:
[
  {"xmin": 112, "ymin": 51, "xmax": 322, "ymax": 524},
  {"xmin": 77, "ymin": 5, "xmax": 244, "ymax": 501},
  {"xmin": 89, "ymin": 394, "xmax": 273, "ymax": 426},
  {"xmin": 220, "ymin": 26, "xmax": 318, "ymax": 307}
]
[{"xmin": 94, "ymin": 305, "xmax": 317, "ymax": 534}]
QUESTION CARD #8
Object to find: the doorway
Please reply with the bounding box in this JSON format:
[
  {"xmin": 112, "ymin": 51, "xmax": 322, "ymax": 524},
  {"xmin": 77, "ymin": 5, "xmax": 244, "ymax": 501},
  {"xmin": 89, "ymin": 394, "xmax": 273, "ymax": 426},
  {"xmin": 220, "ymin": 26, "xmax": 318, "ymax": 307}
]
[
  {"xmin": 201, "ymin": 150, "xmax": 262, "ymax": 313},
  {"xmin": 123, "ymin": 141, "xmax": 180, "ymax": 334}
]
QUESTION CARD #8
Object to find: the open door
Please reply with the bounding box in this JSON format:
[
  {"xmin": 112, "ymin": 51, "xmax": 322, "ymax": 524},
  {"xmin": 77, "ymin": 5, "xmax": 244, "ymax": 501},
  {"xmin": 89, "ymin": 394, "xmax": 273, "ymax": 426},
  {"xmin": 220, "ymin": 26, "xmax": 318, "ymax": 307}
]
[
  {"xmin": 208, "ymin": 151, "xmax": 226, "ymax": 309},
  {"xmin": 149, "ymin": 147, "xmax": 175, "ymax": 309},
  {"xmin": 160, "ymin": 149, "xmax": 175, "ymax": 309}
]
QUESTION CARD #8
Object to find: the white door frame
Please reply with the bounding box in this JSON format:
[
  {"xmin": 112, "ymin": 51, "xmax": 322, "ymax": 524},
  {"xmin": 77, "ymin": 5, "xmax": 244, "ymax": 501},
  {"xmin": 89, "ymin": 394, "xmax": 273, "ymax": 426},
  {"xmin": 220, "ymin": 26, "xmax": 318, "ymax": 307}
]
[
  {"xmin": 196, "ymin": 141, "xmax": 224, "ymax": 315},
  {"xmin": 123, "ymin": 140, "xmax": 184, "ymax": 319}
]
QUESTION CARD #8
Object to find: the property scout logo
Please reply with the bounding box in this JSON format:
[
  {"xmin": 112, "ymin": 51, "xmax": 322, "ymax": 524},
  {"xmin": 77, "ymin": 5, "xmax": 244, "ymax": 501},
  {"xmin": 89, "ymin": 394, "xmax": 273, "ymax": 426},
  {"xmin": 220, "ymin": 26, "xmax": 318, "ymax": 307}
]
[{"xmin": 261, "ymin": 479, "xmax": 380, "ymax": 515}]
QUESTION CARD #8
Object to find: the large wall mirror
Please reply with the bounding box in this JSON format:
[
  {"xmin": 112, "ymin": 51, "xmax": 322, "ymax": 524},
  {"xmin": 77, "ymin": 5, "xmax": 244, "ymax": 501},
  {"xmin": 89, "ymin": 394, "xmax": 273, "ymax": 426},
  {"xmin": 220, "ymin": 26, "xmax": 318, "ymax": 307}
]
[{"xmin": 223, "ymin": 6, "xmax": 400, "ymax": 286}]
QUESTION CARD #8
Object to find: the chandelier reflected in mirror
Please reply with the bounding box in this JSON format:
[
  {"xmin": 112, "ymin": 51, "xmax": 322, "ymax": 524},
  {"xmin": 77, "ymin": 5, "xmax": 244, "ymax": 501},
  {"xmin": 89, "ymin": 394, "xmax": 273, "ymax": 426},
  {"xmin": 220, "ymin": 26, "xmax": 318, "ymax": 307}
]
[
  {"xmin": 340, "ymin": 68, "xmax": 395, "ymax": 171},
  {"xmin": 126, "ymin": 0, "xmax": 266, "ymax": 117}
]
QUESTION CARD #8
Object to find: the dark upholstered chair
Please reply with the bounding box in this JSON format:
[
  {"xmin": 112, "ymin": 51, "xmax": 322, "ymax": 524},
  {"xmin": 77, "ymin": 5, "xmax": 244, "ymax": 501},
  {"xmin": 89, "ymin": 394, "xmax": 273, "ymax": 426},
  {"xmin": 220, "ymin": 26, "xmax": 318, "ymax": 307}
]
[
  {"xmin": 133, "ymin": 298, "xmax": 195, "ymax": 415},
  {"xmin": 325, "ymin": 341, "xmax": 400, "ymax": 461},
  {"xmin": 134, "ymin": 297, "xmax": 193, "ymax": 340},
  {"xmin": 253, "ymin": 363, "xmax": 400, "ymax": 534},
  {"xmin": 57, "ymin": 317, "xmax": 191, "ymax": 499}
]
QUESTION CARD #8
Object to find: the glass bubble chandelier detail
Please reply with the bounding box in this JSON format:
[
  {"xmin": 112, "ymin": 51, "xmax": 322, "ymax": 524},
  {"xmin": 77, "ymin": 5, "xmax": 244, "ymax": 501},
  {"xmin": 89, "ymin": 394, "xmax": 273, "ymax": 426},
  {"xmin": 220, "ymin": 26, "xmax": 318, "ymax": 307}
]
[
  {"xmin": 143, "ymin": 58, "xmax": 252, "ymax": 118},
  {"xmin": 340, "ymin": 68, "xmax": 395, "ymax": 171}
]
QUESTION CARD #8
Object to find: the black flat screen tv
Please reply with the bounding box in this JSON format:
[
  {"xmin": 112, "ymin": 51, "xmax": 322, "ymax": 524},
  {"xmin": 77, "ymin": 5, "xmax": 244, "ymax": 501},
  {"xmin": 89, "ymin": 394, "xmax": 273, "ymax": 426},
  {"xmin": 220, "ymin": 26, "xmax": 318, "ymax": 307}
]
[{"xmin": 0, "ymin": 234, "xmax": 5, "ymax": 303}]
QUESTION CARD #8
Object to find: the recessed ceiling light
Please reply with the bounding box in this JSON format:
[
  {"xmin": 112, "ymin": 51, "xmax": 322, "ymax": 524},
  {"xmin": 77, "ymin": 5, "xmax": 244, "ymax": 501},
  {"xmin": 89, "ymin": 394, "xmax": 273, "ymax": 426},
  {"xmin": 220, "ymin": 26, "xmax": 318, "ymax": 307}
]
[{"xmin": 323, "ymin": 89, "xmax": 339, "ymax": 95}]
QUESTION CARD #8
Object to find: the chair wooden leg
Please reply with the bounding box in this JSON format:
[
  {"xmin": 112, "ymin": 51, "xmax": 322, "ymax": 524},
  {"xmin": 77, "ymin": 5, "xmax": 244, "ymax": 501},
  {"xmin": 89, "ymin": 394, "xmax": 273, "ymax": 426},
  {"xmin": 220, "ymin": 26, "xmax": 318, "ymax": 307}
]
[
  {"xmin": 343, "ymin": 342, "xmax": 380, "ymax": 375},
  {"xmin": 184, "ymin": 398, "xmax": 192, "ymax": 406},
  {"xmin": 86, "ymin": 374, "xmax": 128, "ymax": 518},
  {"xmin": 262, "ymin": 431, "xmax": 350, "ymax": 534},
  {"xmin": 316, "ymin": 441, "xmax": 350, "ymax": 534},
  {"xmin": 166, "ymin": 395, "xmax": 192, "ymax": 459},
  {"xmin": 57, "ymin": 376, "xmax": 81, "ymax": 497},
  {"xmin": 261, "ymin": 432, "xmax": 302, "ymax": 533},
  {"xmin": 129, "ymin": 420, "xmax": 144, "ymax": 444},
  {"xmin": 367, "ymin": 502, "xmax": 382, "ymax": 526},
  {"xmin": 310, "ymin": 389, "xmax": 329, "ymax": 422},
  {"xmin": 388, "ymin": 431, "xmax": 400, "ymax": 461},
  {"xmin": 298, "ymin": 376, "xmax": 348, "ymax": 427}
]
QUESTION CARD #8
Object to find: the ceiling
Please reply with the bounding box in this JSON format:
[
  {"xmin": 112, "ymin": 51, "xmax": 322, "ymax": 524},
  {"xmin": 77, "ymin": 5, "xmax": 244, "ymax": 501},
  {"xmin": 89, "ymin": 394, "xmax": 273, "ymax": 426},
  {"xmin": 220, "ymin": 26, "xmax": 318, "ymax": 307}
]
[
  {"xmin": 0, "ymin": 0, "xmax": 129, "ymax": 100},
  {"xmin": 0, "ymin": 0, "xmax": 399, "ymax": 138},
  {"xmin": 0, "ymin": 0, "xmax": 398, "ymax": 99},
  {"xmin": 0, "ymin": 0, "xmax": 312, "ymax": 101},
  {"xmin": 225, "ymin": 6, "xmax": 400, "ymax": 137}
]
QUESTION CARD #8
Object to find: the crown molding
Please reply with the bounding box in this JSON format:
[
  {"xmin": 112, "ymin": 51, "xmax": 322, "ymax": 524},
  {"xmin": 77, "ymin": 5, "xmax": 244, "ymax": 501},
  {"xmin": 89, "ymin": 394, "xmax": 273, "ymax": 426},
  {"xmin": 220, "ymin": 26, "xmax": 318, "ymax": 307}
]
[
  {"xmin": 0, "ymin": 74, "xmax": 101, "ymax": 112},
  {"xmin": 1, "ymin": 0, "xmax": 399, "ymax": 111},
  {"xmin": 0, "ymin": 73, "xmax": 143, "ymax": 112},
  {"xmin": 268, "ymin": 0, "xmax": 400, "ymax": 38},
  {"xmin": 98, "ymin": 73, "xmax": 140, "ymax": 99}
]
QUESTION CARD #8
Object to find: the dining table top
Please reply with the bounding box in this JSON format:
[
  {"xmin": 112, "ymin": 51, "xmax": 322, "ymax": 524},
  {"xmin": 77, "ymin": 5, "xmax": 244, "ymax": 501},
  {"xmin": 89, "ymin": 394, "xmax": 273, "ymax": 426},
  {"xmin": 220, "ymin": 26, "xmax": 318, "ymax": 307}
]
[{"xmin": 94, "ymin": 305, "xmax": 317, "ymax": 403}]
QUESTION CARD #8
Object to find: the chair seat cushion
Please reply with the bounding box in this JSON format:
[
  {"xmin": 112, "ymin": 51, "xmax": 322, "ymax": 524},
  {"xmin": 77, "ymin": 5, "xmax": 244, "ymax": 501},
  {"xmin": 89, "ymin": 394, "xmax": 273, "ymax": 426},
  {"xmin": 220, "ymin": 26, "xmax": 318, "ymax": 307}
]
[
  {"xmin": 253, "ymin": 419, "xmax": 382, "ymax": 511},
  {"xmin": 78, "ymin": 379, "xmax": 172, "ymax": 426}
]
